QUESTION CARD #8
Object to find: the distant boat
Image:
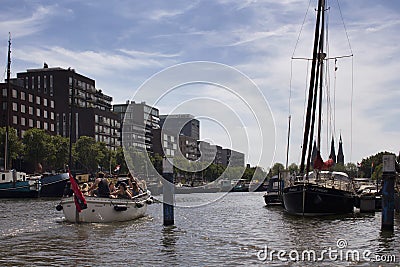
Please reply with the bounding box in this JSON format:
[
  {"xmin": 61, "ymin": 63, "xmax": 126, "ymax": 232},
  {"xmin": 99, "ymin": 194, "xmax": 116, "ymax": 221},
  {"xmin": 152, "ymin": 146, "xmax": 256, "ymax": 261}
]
[
  {"xmin": 282, "ymin": 0, "xmax": 356, "ymax": 215},
  {"xmin": 0, "ymin": 170, "xmax": 40, "ymax": 198},
  {"xmin": 263, "ymin": 175, "xmax": 284, "ymax": 206},
  {"xmin": 39, "ymin": 172, "xmax": 70, "ymax": 197},
  {"xmin": 231, "ymin": 179, "xmax": 249, "ymax": 192}
]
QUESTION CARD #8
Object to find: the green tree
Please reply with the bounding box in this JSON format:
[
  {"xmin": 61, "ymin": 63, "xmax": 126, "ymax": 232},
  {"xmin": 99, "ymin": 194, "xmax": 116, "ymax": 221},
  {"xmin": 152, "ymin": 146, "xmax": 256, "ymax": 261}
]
[
  {"xmin": 47, "ymin": 135, "xmax": 70, "ymax": 171},
  {"xmin": 345, "ymin": 162, "xmax": 358, "ymax": 178},
  {"xmin": 22, "ymin": 128, "xmax": 51, "ymax": 171},
  {"xmin": 288, "ymin": 163, "xmax": 299, "ymax": 174},
  {"xmin": 268, "ymin": 162, "xmax": 285, "ymax": 178},
  {"xmin": 0, "ymin": 127, "xmax": 24, "ymax": 169},
  {"xmin": 359, "ymin": 151, "xmax": 395, "ymax": 178},
  {"xmin": 114, "ymin": 146, "xmax": 129, "ymax": 174},
  {"xmin": 74, "ymin": 136, "xmax": 102, "ymax": 173}
]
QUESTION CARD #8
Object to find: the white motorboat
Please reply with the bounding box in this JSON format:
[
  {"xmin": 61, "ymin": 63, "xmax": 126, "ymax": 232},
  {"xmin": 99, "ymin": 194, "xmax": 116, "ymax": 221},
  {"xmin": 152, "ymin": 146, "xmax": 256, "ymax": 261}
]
[{"xmin": 58, "ymin": 191, "xmax": 153, "ymax": 223}]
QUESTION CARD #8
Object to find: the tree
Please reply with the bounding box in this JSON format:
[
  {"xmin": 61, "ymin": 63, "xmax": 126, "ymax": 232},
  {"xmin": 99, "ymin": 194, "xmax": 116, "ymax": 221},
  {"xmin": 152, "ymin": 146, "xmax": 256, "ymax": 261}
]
[
  {"xmin": 22, "ymin": 128, "xmax": 51, "ymax": 172},
  {"xmin": 345, "ymin": 162, "xmax": 358, "ymax": 178},
  {"xmin": 359, "ymin": 151, "xmax": 396, "ymax": 178},
  {"xmin": 74, "ymin": 136, "xmax": 102, "ymax": 173},
  {"xmin": 268, "ymin": 162, "xmax": 285, "ymax": 178},
  {"xmin": 288, "ymin": 163, "xmax": 299, "ymax": 174},
  {"xmin": 46, "ymin": 135, "xmax": 70, "ymax": 171},
  {"xmin": 0, "ymin": 127, "xmax": 24, "ymax": 169}
]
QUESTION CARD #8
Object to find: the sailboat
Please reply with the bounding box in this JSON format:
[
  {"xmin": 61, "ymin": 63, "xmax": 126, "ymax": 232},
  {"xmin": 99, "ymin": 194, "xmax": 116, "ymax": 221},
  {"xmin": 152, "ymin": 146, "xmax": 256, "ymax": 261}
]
[
  {"xmin": 0, "ymin": 34, "xmax": 40, "ymax": 198},
  {"xmin": 282, "ymin": 0, "xmax": 356, "ymax": 215}
]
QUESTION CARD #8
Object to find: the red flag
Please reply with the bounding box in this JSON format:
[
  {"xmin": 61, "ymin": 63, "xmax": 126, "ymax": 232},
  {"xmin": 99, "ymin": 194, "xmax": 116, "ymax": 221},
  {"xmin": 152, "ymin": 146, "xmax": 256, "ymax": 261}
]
[
  {"xmin": 313, "ymin": 151, "xmax": 334, "ymax": 170},
  {"xmin": 68, "ymin": 170, "xmax": 87, "ymax": 212}
]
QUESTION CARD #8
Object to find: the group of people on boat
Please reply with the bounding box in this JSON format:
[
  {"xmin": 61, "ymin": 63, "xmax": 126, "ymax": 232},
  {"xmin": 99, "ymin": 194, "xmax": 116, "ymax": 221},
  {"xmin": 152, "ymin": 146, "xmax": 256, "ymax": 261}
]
[{"xmin": 65, "ymin": 172, "xmax": 146, "ymax": 199}]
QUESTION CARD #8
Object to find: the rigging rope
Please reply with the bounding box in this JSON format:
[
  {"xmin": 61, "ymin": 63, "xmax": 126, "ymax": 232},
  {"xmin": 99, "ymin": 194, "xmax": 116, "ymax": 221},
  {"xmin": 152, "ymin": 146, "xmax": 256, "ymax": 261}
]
[{"xmin": 291, "ymin": 0, "xmax": 313, "ymax": 59}]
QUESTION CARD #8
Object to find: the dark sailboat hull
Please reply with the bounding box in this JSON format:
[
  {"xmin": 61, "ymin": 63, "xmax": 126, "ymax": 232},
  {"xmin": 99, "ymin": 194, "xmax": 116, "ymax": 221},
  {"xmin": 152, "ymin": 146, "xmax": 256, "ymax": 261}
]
[
  {"xmin": 283, "ymin": 183, "xmax": 355, "ymax": 215},
  {"xmin": 39, "ymin": 173, "xmax": 69, "ymax": 197},
  {"xmin": 0, "ymin": 181, "xmax": 39, "ymax": 198}
]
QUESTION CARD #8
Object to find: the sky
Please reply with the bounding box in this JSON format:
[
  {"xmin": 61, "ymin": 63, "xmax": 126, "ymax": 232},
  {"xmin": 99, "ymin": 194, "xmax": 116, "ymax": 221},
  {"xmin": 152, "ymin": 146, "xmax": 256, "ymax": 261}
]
[{"xmin": 1, "ymin": 0, "xmax": 399, "ymax": 170}]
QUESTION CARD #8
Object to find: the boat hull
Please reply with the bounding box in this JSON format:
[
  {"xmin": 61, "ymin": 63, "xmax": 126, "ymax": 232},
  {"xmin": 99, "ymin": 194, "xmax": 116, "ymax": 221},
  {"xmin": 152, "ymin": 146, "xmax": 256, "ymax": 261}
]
[
  {"xmin": 0, "ymin": 181, "xmax": 39, "ymax": 198},
  {"xmin": 283, "ymin": 184, "xmax": 355, "ymax": 215},
  {"xmin": 60, "ymin": 194, "xmax": 151, "ymax": 223},
  {"xmin": 39, "ymin": 173, "xmax": 69, "ymax": 197}
]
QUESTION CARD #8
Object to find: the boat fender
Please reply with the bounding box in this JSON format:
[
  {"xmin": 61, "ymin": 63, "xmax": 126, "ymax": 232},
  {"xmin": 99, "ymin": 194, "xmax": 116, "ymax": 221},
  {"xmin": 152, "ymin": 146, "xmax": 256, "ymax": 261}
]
[
  {"xmin": 114, "ymin": 205, "xmax": 128, "ymax": 211},
  {"xmin": 145, "ymin": 199, "xmax": 153, "ymax": 205},
  {"xmin": 135, "ymin": 202, "xmax": 144, "ymax": 208},
  {"xmin": 56, "ymin": 204, "xmax": 63, "ymax": 211}
]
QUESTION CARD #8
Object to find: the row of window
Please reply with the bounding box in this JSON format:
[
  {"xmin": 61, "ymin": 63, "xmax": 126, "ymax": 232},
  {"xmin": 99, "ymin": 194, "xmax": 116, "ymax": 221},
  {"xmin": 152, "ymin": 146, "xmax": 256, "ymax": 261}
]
[
  {"xmin": 12, "ymin": 115, "xmax": 55, "ymax": 132},
  {"xmin": 24, "ymin": 75, "xmax": 53, "ymax": 93},
  {"xmin": 3, "ymin": 88, "xmax": 55, "ymax": 108},
  {"xmin": 10, "ymin": 102, "xmax": 55, "ymax": 120}
]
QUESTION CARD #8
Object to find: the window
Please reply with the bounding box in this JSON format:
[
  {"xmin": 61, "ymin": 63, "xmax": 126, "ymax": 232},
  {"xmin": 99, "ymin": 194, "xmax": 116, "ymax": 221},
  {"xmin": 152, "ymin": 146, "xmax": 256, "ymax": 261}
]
[
  {"xmin": 31, "ymin": 76, "xmax": 35, "ymax": 89},
  {"xmin": 36, "ymin": 96, "xmax": 40, "ymax": 105},
  {"xmin": 25, "ymin": 77, "xmax": 28, "ymax": 89},
  {"xmin": 2, "ymin": 102, "xmax": 6, "ymax": 110},
  {"xmin": 20, "ymin": 92, "xmax": 25, "ymax": 100},
  {"xmin": 13, "ymin": 115, "xmax": 17, "ymax": 124},
  {"xmin": 50, "ymin": 112, "xmax": 54, "ymax": 120},
  {"xmin": 43, "ymin": 75, "xmax": 47, "ymax": 93},
  {"xmin": 12, "ymin": 89, "xmax": 17, "ymax": 98},
  {"xmin": 29, "ymin": 119, "xmax": 33, "ymax": 127},
  {"xmin": 29, "ymin": 94, "xmax": 33, "ymax": 103},
  {"xmin": 43, "ymin": 110, "xmax": 48, "ymax": 118},
  {"xmin": 36, "ymin": 121, "xmax": 41, "ymax": 128},
  {"xmin": 21, "ymin": 104, "xmax": 26, "ymax": 113},
  {"xmin": 2, "ymin": 88, "xmax": 6, "ymax": 97},
  {"xmin": 50, "ymin": 100, "xmax": 54, "ymax": 108},
  {"xmin": 21, "ymin": 117, "xmax": 26, "ymax": 126},
  {"xmin": 49, "ymin": 75, "xmax": 53, "ymax": 96},
  {"xmin": 37, "ymin": 76, "xmax": 41, "ymax": 90},
  {"xmin": 51, "ymin": 124, "xmax": 54, "ymax": 131},
  {"xmin": 36, "ymin": 108, "xmax": 41, "ymax": 117},
  {"xmin": 44, "ymin": 122, "xmax": 48, "ymax": 130},
  {"xmin": 43, "ymin": 98, "xmax": 47, "ymax": 106},
  {"xmin": 12, "ymin": 102, "xmax": 18, "ymax": 111},
  {"xmin": 29, "ymin": 107, "xmax": 33, "ymax": 115}
]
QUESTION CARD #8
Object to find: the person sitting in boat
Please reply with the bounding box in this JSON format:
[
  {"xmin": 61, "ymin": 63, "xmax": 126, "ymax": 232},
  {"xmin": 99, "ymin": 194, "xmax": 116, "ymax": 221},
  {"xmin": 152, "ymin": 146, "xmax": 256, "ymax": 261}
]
[
  {"xmin": 128, "ymin": 172, "xmax": 147, "ymax": 192},
  {"xmin": 80, "ymin": 183, "xmax": 90, "ymax": 196},
  {"xmin": 109, "ymin": 181, "xmax": 116, "ymax": 193},
  {"xmin": 89, "ymin": 172, "xmax": 110, "ymax": 198},
  {"xmin": 131, "ymin": 180, "xmax": 143, "ymax": 196},
  {"xmin": 110, "ymin": 182, "xmax": 133, "ymax": 199}
]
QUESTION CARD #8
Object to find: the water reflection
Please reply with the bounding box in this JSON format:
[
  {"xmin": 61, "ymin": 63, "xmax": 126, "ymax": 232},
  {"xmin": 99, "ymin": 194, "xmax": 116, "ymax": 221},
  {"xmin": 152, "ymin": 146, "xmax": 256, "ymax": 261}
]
[{"xmin": 161, "ymin": 225, "xmax": 180, "ymax": 264}]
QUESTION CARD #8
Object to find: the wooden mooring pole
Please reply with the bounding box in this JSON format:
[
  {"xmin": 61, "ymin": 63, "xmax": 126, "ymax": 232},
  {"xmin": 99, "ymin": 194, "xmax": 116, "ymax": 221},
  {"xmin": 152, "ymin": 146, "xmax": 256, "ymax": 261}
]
[
  {"xmin": 163, "ymin": 157, "xmax": 174, "ymax": 226},
  {"xmin": 381, "ymin": 155, "xmax": 396, "ymax": 231}
]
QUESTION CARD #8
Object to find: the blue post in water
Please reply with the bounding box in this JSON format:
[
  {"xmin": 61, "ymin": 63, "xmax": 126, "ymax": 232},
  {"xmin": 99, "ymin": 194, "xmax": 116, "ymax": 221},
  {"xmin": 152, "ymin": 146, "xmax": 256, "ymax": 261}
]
[
  {"xmin": 381, "ymin": 155, "xmax": 395, "ymax": 231},
  {"xmin": 163, "ymin": 157, "xmax": 174, "ymax": 226}
]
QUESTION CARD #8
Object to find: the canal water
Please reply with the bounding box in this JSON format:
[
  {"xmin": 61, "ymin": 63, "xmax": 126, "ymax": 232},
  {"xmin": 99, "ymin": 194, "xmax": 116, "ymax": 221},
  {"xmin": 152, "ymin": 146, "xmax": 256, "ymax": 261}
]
[{"xmin": 0, "ymin": 192, "xmax": 399, "ymax": 266}]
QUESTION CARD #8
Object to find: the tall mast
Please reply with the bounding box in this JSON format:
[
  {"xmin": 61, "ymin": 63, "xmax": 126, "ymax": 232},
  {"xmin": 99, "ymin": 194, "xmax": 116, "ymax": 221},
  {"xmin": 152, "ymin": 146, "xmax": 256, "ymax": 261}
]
[
  {"xmin": 299, "ymin": 0, "xmax": 324, "ymax": 174},
  {"xmin": 4, "ymin": 33, "xmax": 11, "ymax": 171},
  {"xmin": 317, "ymin": 0, "xmax": 326, "ymax": 150}
]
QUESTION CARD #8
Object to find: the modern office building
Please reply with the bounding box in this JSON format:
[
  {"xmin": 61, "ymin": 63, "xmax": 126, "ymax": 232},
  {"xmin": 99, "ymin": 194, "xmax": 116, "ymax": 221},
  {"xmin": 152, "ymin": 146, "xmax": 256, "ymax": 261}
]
[
  {"xmin": 152, "ymin": 128, "xmax": 177, "ymax": 158},
  {"xmin": 159, "ymin": 114, "xmax": 199, "ymax": 140},
  {"xmin": 178, "ymin": 135, "xmax": 198, "ymax": 161},
  {"xmin": 222, "ymin": 148, "xmax": 245, "ymax": 167},
  {"xmin": 115, "ymin": 101, "xmax": 160, "ymax": 153},
  {"xmin": 13, "ymin": 65, "xmax": 120, "ymax": 150},
  {"xmin": 160, "ymin": 114, "xmax": 200, "ymax": 161}
]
